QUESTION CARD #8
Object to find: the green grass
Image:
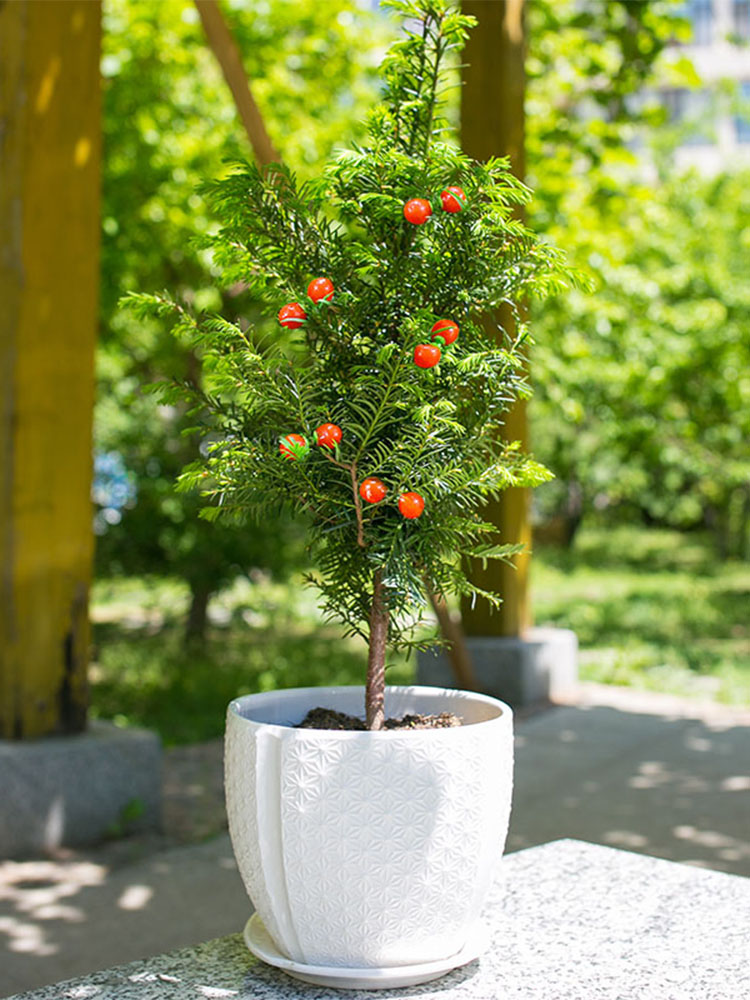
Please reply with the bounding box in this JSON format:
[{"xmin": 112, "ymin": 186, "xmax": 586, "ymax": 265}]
[
  {"xmin": 532, "ymin": 525, "xmax": 750, "ymax": 705},
  {"xmin": 90, "ymin": 574, "xmax": 413, "ymax": 745},
  {"xmin": 90, "ymin": 525, "xmax": 750, "ymax": 744}
]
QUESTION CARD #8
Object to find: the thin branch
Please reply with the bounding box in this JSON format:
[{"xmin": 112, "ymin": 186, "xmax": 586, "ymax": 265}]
[
  {"xmin": 350, "ymin": 461, "xmax": 366, "ymax": 549},
  {"xmin": 405, "ymin": 14, "xmax": 431, "ymax": 156},
  {"xmin": 422, "ymin": 22, "xmax": 445, "ymax": 155},
  {"xmin": 321, "ymin": 449, "xmax": 366, "ymax": 548},
  {"xmin": 353, "ymin": 350, "xmax": 407, "ymax": 463}
]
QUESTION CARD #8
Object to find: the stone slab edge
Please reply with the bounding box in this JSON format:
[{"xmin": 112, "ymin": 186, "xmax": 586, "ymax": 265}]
[{"xmin": 0, "ymin": 721, "xmax": 162, "ymax": 857}]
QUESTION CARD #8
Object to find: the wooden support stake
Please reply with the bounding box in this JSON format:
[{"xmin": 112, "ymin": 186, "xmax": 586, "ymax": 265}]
[
  {"xmin": 425, "ymin": 583, "xmax": 478, "ymax": 691},
  {"xmin": 194, "ymin": 0, "xmax": 280, "ymax": 167}
]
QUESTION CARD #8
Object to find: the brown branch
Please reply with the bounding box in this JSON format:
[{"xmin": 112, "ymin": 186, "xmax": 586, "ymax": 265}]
[
  {"xmin": 349, "ymin": 461, "xmax": 366, "ymax": 549},
  {"xmin": 320, "ymin": 448, "xmax": 349, "ymax": 472},
  {"xmin": 194, "ymin": 0, "xmax": 280, "ymax": 167},
  {"xmin": 366, "ymin": 569, "xmax": 388, "ymax": 730},
  {"xmin": 320, "ymin": 450, "xmax": 366, "ymax": 548}
]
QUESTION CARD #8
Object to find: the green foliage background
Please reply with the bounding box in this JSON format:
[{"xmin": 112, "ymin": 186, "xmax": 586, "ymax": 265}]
[
  {"xmin": 526, "ymin": 0, "xmax": 750, "ymax": 557},
  {"xmin": 531, "ymin": 171, "xmax": 750, "ymax": 556},
  {"xmin": 97, "ymin": 0, "xmax": 749, "ymax": 659}
]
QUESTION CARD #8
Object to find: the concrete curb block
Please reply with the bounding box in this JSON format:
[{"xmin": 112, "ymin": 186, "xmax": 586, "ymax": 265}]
[
  {"xmin": 416, "ymin": 627, "xmax": 578, "ymax": 706},
  {"xmin": 0, "ymin": 721, "xmax": 162, "ymax": 858}
]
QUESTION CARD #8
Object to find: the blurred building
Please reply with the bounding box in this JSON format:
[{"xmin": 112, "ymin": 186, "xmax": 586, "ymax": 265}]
[{"xmin": 660, "ymin": 0, "xmax": 750, "ymax": 171}]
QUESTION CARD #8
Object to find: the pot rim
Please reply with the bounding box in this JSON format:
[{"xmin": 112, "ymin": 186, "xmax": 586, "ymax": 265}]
[{"xmin": 227, "ymin": 684, "xmax": 512, "ymax": 738}]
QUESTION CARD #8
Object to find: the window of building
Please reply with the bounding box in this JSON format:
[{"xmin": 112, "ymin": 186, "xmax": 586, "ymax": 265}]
[
  {"xmin": 661, "ymin": 87, "xmax": 715, "ymax": 145},
  {"xmin": 686, "ymin": 0, "xmax": 714, "ymax": 45},
  {"xmin": 736, "ymin": 82, "xmax": 750, "ymax": 143},
  {"xmin": 733, "ymin": 0, "xmax": 750, "ymax": 41}
]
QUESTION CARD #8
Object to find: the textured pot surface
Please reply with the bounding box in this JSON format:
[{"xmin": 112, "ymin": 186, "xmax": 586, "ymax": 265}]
[{"xmin": 225, "ymin": 685, "xmax": 513, "ymax": 969}]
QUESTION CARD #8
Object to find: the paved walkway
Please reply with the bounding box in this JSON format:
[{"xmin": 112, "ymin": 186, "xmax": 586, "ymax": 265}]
[{"xmin": 1, "ymin": 684, "xmax": 748, "ymax": 998}]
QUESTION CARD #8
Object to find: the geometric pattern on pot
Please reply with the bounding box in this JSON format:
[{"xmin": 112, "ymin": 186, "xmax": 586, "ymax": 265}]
[
  {"xmin": 281, "ymin": 727, "xmax": 512, "ymax": 967},
  {"xmin": 225, "ymin": 686, "xmax": 513, "ymax": 970}
]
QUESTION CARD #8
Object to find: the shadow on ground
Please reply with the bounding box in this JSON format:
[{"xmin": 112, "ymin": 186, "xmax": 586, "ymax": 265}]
[
  {"xmin": 509, "ymin": 698, "xmax": 750, "ymax": 875},
  {"xmin": 1, "ymin": 691, "xmax": 749, "ymax": 997}
]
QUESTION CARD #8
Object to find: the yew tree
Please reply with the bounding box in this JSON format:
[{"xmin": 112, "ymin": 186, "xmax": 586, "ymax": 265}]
[{"xmin": 128, "ymin": 0, "xmax": 570, "ymax": 729}]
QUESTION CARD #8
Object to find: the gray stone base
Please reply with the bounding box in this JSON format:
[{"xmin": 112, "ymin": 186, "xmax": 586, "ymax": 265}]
[
  {"xmin": 0, "ymin": 721, "xmax": 162, "ymax": 858},
  {"xmin": 416, "ymin": 627, "xmax": 578, "ymax": 707}
]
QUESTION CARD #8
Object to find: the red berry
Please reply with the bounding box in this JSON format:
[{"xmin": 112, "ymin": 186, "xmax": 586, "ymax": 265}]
[
  {"xmin": 414, "ymin": 343, "xmax": 441, "ymax": 369},
  {"xmin": 403, "ymin": 198, "xmax": 432, "ymax": 225},
  {"xmin": 359, "ymin": 477, "xmax": 387, "ymax": 504},
  {"xmin": 307, "ymin": 277, "xmax": 335, "ymax": 303},
  {"xmin": 431, "ymin": 319, "xmax": 459, "ymax": 346},
  {"xmin": 440, "ymin": 186, "xmax": 467, "ymax": 213},
  {"xmin": 279, "ymin": 433, "xmax": 308, "ymax": 460},
  {"xmin": 278, "ymin": 302, "xmax": 307, "ymax": 329},
  {"xmin": 315, "ymin": 423, "xmax": 342, "ymax": 449},
  {"xmin": 398, "ymin": 492, "xmax": 425, "ymax": 519}
]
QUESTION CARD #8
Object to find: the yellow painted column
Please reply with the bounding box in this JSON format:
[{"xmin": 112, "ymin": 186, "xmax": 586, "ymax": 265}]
[
  {"xmin": 460, "ymin": 0, "xmax": 531, "ymax": 638},
  {"xmin": 0, "ymin": 1, "xmax": 101, "ymax": 738}
]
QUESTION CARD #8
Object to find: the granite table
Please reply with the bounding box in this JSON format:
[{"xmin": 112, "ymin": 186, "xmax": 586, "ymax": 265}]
[{"xmin": 6, "ymin": 839, "xmax": 750, "ymax": 1000}]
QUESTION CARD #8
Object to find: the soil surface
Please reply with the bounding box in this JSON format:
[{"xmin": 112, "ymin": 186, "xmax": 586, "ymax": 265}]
[{"xmin": 296, "ymin": 707, "xmax": 463, "ymax": 730}]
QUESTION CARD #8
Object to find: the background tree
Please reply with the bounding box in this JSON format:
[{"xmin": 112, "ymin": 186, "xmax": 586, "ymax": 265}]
[
  {"xmin": 522, "ymin": 0, "xmax": 748, "ymax": 552},
  {"xmin": 532, "ymin": 170, "xmax": 750, "ymax": 557},
  {"xmin": 88, "ymin": 0, "xmax": 750, "ymax": 739},
  {"xmin": 100, "ymin": 0, "xmax": 747, "ymax": 652}
]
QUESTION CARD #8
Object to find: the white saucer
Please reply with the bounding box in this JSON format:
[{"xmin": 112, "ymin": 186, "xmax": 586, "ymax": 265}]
[{"xmin": 243, "ymin": 913, "xmax": 488, "ymax": 990}]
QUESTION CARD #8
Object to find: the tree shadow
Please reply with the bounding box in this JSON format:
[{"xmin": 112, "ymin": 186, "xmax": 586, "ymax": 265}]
[
  {"xmin": 2, "ymin": 699, "xmax": 748, "ymax": 997},
  {"xmin": 509, "ymin": 702, "xmax": 750, "ymax": 877},
  {"xmin": 0, "ymin": 838, "xmax": 250, "ymax": 997}
]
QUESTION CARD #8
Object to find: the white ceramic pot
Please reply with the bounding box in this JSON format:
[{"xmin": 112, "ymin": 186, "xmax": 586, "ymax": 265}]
[{"xmin": 225, "ymin": 684, "xmax": 513, "ymax": 972}]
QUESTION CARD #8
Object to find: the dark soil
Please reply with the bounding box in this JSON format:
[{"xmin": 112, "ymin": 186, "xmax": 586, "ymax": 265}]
[{"xmin": 296, "ymin": 707, "xmax": 463, "ymax": 731}]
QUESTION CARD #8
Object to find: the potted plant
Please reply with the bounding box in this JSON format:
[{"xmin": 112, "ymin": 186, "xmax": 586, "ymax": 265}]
[{"xmin": 128, "ymin": 0, "xmax": 567, "ymax": 988}]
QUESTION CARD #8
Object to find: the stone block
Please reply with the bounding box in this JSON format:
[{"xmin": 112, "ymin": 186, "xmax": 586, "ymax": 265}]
[
  {"xmin": 0, "ymin": 721, "xmax": 162, "ymax": 858},
  {"xmin": 416, "ymin": 626, "xmax": 578, "ymax": 707}
]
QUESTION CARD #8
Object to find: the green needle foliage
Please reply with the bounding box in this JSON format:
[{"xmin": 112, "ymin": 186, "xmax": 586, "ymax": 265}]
[{"xmin": 126, "ymin": 0, "xmax": 572, "ymax": 727}]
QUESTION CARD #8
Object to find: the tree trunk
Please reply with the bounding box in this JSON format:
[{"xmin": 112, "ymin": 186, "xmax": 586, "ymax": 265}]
[
  {"xmin": 365, "ymin": 569, "xmax": 388, "ymax": 731},
  {"xmin": 727, "ymin": 485, "xmax": 749, "ymax": 560},
  {"xmin": 564, "ymin": 478, "xmax": 584, "ymax": 548},
  {"xmin": 705, "ymin": 503, "xmax": 729, "ymax": 560},
  {"xmin": 0, "ymin": 0, "xmax": 100, "ymax": 739},
  {"xmin": 185, "ymin": 583, "xmax": 212, "ymax": 644},
  {"xmin": 740, "ymin": 487, "xmax": 750, "ymax": 562}
]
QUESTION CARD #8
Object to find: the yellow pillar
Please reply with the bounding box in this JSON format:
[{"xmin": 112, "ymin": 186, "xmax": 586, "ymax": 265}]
[
  {"xmin": 460, "ymin": 0, "xmax": 531, "ymax": 637},
  {"xmin": 0, "ymin": 1, "xmax": 101, "ymax": 738}
]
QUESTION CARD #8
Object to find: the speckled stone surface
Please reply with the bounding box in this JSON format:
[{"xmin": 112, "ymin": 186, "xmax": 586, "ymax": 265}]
[{"xmin": 6, "ymin": 839, "xmax": 749, "ymax": 1000}]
